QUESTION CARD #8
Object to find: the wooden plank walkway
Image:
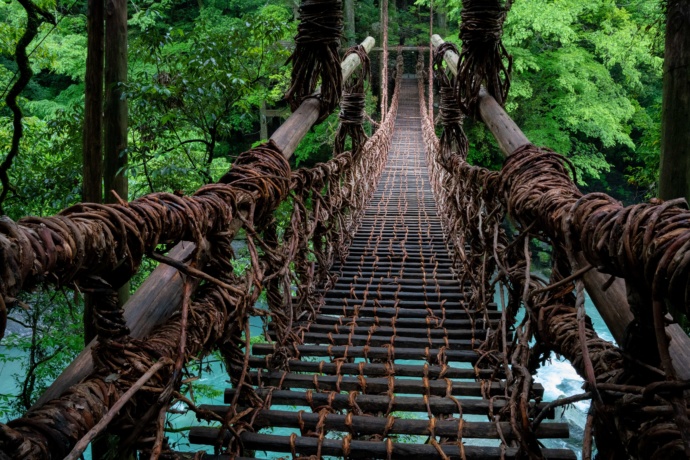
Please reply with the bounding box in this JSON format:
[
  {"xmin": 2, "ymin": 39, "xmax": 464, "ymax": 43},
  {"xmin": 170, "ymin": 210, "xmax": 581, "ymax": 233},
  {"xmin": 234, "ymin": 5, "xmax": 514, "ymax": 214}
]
[{"xmin": 185, "ymin": 79, "xmax": 576, "ymax": 459}]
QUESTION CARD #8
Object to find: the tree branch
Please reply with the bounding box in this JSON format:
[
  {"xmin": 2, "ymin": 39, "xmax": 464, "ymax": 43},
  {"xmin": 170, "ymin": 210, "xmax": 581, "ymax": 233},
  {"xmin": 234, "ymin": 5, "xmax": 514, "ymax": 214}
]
[{"xmin": 1, "ymin": 0, "xmax": 55, "ymax": 213}]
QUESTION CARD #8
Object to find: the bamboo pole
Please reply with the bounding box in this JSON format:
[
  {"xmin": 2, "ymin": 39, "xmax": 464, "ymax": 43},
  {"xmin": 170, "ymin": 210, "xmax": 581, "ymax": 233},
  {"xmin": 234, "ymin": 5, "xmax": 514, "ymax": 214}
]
[
  {"xmin": 430, "ymin": 34, "xmax": 690, "ymax": 380},
  {"xmin": 33, "ymin": 36, "xmax": 375, "ymax": 409}
]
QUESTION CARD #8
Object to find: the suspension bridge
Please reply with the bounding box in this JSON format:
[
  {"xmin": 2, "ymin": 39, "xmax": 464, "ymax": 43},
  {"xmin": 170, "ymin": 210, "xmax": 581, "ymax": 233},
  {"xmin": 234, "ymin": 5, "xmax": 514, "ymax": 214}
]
[{"xmin": 1, "ymin": 1, "xmax": 690, "ymax": 459}]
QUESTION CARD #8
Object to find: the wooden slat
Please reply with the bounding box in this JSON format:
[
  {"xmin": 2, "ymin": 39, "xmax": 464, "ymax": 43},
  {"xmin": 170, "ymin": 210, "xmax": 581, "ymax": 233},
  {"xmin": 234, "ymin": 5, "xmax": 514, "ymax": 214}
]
[
  {"xmin": 252, "ymin": 344, "xmax": 481, "ymax": 363},
  {"xmin": 200, "ymin": 432, "xmax": 578, "ymax": 459},
  {"xmin": 244, "ymin": 357, "xmax": 499, "ymax": 379},
  {"xmin": 296, "ymin": 323, "xmax": 488, "ymax": 339},
  {"xmin": 316, "ymin": 306, "xmax": 501, "ymax": 319},
  {"xmin": 292, "ymin": 332, "xmax": 486, "ymax": 349},
  {"xmin": 244, "ymin": 370, "xmax": 542, "ymax": 397},
  {"xmin": 190, "ymin": 410, "xmax": 569, "ymax": 439},
  {"xmin": 309, "ymin": 315, "xmax": 497, "ymax": 328},
  {"xmin": 221, "ymin": 389, "xmax": 552, "ymax": 417},
  {"xmin": 325, "ymin": 289, "xmax": 465, "ymax": 300}
]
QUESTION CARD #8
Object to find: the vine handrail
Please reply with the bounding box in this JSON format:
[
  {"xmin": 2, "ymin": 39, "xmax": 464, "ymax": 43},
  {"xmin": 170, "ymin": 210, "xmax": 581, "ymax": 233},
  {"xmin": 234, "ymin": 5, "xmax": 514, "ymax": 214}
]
[
  {"xmin": 427, "ymin": 34, "xmax": 690, "ymax": 458},
  {"xmin": 431, "ymin": 34, "xmax": 690, "ymax": 381}
]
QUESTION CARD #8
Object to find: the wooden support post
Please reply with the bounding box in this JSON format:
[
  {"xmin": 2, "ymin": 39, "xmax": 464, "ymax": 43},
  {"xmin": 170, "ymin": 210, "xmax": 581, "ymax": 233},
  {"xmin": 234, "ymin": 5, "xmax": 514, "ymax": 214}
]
[
  {"xmin": 428, "ymin": 0, "xmax": 433, "ymax": 118},
  {"xmin": 380, "ymin": 0, "xmax": 388, "ymax": 119},
  {"xmin": 34, "ymin": 36, "xmax": 376, "ymax": 410},
  {"xmin": 431, "ymin": 34, "xmax": 690, "ymax": 380},
  {"xmin": 260, "ymin": 100, "xmax": 268, "ymax": 141}
]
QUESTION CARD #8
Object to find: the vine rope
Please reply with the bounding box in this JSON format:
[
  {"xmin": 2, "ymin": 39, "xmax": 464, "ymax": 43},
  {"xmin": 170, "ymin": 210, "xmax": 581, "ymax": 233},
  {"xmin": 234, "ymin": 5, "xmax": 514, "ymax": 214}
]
[{"xmin": 285, "ymin": 0, "xmax": 344, "ymax": 122}]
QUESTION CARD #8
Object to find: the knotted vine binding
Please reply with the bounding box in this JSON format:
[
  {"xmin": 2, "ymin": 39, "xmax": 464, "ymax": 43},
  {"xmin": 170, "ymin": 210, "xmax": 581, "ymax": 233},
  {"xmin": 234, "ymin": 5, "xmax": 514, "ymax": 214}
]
[
  {"xmin": 456, "ymin": 0, "xmax": 513, "ymax": 116},
  {"xmin": 334, "ymin": 45, "xmax": 371, "ymax": 158},
  {"xmin": 285, "ymin": 0, "xmax": 344, "ymax": 123},
  {"xmin": 434, "ymin": 42, "xmax": 469, "ymax": 167}
]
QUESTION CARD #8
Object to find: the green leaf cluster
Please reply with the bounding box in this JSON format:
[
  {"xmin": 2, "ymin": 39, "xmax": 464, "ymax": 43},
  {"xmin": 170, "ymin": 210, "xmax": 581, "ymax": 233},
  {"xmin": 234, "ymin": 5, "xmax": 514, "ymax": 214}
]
[{"xmin": 421, "ymin": 0, "xmax": 664, "ymax": 195}]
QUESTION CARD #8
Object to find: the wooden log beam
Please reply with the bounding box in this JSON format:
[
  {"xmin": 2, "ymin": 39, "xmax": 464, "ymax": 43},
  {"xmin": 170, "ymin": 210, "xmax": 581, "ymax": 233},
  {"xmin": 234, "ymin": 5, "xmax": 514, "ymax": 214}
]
[
  {"xmin": 33, "ymin": 242, "xmax": 200, "ymax": 407},
  {"xmin": 430, "ymin": 34, "xmax": 690, "ymax": 380},
  {"xmin": 430, "ymin": 35, "xmax": 529, "ymax": 154},
  {"xmin": 33, "ymin": 36, "xmax": 375, "ymax": 409}
]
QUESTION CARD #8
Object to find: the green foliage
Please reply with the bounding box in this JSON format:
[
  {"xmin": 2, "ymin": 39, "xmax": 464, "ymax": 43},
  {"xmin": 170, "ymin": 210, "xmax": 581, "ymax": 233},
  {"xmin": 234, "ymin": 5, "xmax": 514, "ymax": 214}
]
[
  {"xmin": 503, "ymin": 0, "xmax": 662, "ymax": 187},
  {"xmin": 422, "ymin": 0, "xmax": 663, "ymax": 192},
  {"xmin": 0, "ymin": 106, "xmax": 83, "ymax": 219},
  {"xmin": 0, "ymin": 290, "xmax": 84, "ymax": 418},
  {"xmin": 126, "ymin": 3, "xmax": 294, "ymax": 194}
]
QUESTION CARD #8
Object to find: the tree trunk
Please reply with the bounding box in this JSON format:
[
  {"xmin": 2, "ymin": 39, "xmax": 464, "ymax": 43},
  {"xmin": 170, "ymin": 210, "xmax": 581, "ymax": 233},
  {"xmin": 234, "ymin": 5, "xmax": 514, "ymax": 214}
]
[
  {"xmin": 104, "ymin": 0, "xmax": 129, "ymax": 306},
  {"xmin": 659, "ymin": 0, "xmax": 690, "ymax": 203},
  {"xmin": 103, "ymin": 0, "xmax": 130, "ymax": 321},
  {"xmin": 96, "ymin": 2, "xmax": 130, "ymax": 456},
  {"xmin": 104, "ymin": 0, "xmax": 127, "ymax": 207},
  {"xmin": 83, "ymin": 0, "xmax": 104, "ymax": 346},
  {"xmin": 345, "ymin": 0, "xmax": 355, "ymax": 44}
]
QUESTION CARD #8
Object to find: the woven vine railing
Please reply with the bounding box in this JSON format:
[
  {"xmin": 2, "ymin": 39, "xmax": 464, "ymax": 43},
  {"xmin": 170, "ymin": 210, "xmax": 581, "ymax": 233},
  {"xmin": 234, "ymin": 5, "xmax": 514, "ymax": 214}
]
[
  {"xmin": 0, "ymin": 140, "xmax": 291, "ymax": 459},
  {"xmin": 418, "ymin": 52, "xmax": 550, "ymax": 459},
  {"xmin": 422, "ymin": 34, "xmax": 690, "ymax": 458},
  {"xmin": 0, "ymin": 41, "xmax": 386, "ymax": 460}
]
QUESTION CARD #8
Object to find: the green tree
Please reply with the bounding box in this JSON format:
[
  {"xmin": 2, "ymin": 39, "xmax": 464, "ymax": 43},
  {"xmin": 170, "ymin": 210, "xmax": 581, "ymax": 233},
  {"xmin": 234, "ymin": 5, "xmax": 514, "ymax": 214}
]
[
  {"xmin": 417, "ymin": 0, "xmax": 664, "ymax": 192},
  {"xmin": 125, "ymin": 4, "xmax": 294, "ymax": 193}
]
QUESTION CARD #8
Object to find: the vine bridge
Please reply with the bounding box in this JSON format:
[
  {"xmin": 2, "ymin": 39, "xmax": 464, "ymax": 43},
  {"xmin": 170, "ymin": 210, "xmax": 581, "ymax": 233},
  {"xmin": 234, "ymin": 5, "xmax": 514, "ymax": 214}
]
[{"xmin": 1, "ymin": 1, "xmax": 690, "ymax": 459}]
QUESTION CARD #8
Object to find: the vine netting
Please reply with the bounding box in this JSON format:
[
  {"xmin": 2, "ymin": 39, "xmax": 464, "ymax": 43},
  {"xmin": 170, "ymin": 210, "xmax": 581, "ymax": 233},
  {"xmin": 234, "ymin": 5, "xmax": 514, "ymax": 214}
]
[{"xmin": 197, "ymin": 51, "xmax": 404, "ymax": 458}]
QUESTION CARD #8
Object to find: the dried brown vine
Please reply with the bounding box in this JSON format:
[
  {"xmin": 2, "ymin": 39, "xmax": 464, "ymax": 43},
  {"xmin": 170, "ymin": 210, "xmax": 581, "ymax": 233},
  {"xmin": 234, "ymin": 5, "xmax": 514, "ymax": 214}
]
[
  {"xmin": 285, "ymin": 0, "xmax": 344, "ymax": 122},
  {"xmin": 334, "ymin": 45, "xmax": 371, "ymax": 158},
  {"xmin": 0, "ymin": 140, "xmax": 290, "ymax": 459},
  {"xmin": 456, "ymin": 0, "xmax": 512, "ymax": 116}
]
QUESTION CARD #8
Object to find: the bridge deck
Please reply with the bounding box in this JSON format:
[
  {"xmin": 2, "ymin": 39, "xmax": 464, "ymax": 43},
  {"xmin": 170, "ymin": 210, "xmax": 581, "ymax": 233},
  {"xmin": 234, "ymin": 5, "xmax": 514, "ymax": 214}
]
[{"xmin": 185, "ymin": 80, "xmax": 576, "ymax": 459}]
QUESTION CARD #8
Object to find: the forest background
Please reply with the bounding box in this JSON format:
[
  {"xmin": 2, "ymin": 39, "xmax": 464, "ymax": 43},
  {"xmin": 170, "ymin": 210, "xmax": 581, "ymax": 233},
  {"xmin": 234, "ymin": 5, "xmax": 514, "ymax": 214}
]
[{"xmin": 0, "ymin": 0, "xmax": 666, "ymax": 419}]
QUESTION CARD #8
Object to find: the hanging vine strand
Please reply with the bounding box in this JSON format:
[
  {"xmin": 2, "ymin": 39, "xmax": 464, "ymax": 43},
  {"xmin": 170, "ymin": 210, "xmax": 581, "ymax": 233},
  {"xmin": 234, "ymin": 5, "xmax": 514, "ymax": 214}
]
[
  {"xmin": 456, "ymin": 0, "xmax": 512, "ymax": 116},
  {"xmin": 285, "ymin": 0, "xmax": 344, "ymax": 122}
]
